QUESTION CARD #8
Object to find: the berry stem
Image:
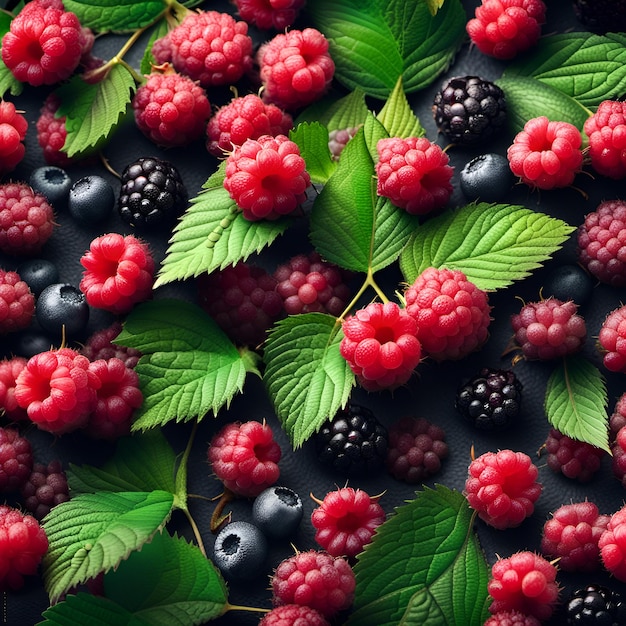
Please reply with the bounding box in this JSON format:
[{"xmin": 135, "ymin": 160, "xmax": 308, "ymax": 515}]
[
  {"xmin": 336, "ymin": 268, "xmax": 389, "ymax": 323},
  {"xmin": 224, "ymin": 603, "xmax": 270, "ymax": 614}
]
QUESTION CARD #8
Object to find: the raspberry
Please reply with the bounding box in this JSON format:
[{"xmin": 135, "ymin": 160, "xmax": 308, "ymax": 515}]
[
  {"xmin": 0, "ymin": 505, "xmax": 48, "ymax": 591},
  {"xmin": 542, "ymin": 427, "xmax": 605, "ymax": 482},
  {"xmin": 385, "ymin": 416, "xmax": 448, "ymax": 484},
  {"xmin": 599, "ymin": 504, "xmax": 626, "ymax": 581},
  {"xmin": 258, "ymin": 28, "xmax": 335, "ymax": 111},
  {"xmin": 484, "ymin": 611, "xmax": 541, "ymax": 626},
  {"xmin": 274, "ymin": 252, "xmax": 352, "ymax": 317},
  {"xmin": 339, "ymin": 301, "xmax": 422, "ymax": 392},
  {"xmin": 328, "ymin": 126, "xmax": 361, "ymax": 160},
  {"xmin": 583, "ymin": 101, "xmax": 626, "ymax": 179},
  {"xmin": 466, "ymin": 0, "xmax": 547, "ymax": 60},
  {"xmin": 270, "ymin": 549, "xmax": 355, "ymax": 617},
  {"xmin": 577, "ymin": 199, "xmax": 626, "ymax": 287},
  {"xmin": 375, "ymin": 136, "xmax": 454, "ymax": 216},
  {"xmin": 233, "ymin": 0, "xmax": 306, "ymax": 31},
  {"xmin": 132, "ymin": 69, "xmax": 211, "ymax": 148},
  {"xmin": 507, "ymin": 116, "xmax": 583, "ymax": 189},
  {"xmin": 151, "ymin": 33, "xmax": 172, "ymax": 65},
  {"xmin": 80, "ymin": 322, "xmax": 141, "ymax": 369},
  {"xmin": 207, "ymin": 420, "xmax": 282, "ymax": 498},
  {"xmin": 403, "ymin": 266, "xmax": 491, "ymax": 361},
  {"xmin": 0, "ymin": 182, "xmax": 55, "ymax": 256},
  {"xmin": 573, "ymin": 0, "xmax": 626, "ymax": 33},
  {"xmin": 167, "ymin": 10, "xmax": 253, "ymax": 88},
  {"xmin": 0, "ymin": 357, "xmax": 28, "ymax": 422},
  {"xmin": 610, "ymin": 392, "xmax": 626, "ymax": 437},
  {"xmin": 464, "ymin": 449, "xmax": 542, "ymax": 529},
  {"xmin": 0, "ymin": 427, "xmax": 33, "ymax": 493},
  {"xmin": 20, "ymin": 459, "xmax": 70, "ymax": 520},
  {"xmin": 0, "ymin": 269, "xmax": 35, "ymax": 334},
  {"xmin": 510, "ymin": 297, "xmax": 587, "ymax": 361},
  {"xmin": 566, "ymin": 583, "xmax": 626, "ymax": 625},
  {"xmin": 206, "ymin": 93, "xmax": 293, "ymax": 158},
  {"xmin": 310, "ymin": 487, "xmax": 385, "ymax": 559},
  {"xmin": 36, "ymin": 94, "xmax": 74, "ymax": 168},
  {"xmin": 223, "ymin": 134, "xmax": 311, "ymax": 221},
  {"xmin": 611, "ymin": 425, "xmax": 626, "ymax": 488},
  {"xmin": 597, "ymin": 304, "xmax": 626, "ymax": 373},
  {"xmin": 79, "ymin": 233, "xmax": 156, "ymax": 315},
  {"xmin": 0, "ymin": 100, "xmax": 27, "ymax": 175},
  {"xmin": 258, "ymin": 603, "xmax": 330, "ymax": 626}
]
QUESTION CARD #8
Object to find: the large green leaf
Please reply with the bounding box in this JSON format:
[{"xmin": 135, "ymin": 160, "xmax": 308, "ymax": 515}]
[
  {"xmin": 290, "ymin": 122, "xmax": 337, "ymax": 184},
  {"xmin": 377, "ymin": 77, "xmax": 426, "ymax": 139},
  {"xmin": 62, "ymin": 0, "xmax": 166, "ymax": 32}
]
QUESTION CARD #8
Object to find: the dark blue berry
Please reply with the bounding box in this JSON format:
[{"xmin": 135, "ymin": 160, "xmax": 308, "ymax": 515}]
[
  {"xmin": 542, "ymin": 264, "xmax": 594, "ymax": 307},
  {"xmin": 16, "ymin": 259, "xmax": 59, "ymax": 297},
  {"xmin": 212, "ymin": 521, "xmax": 268, "ymax": 582},
  {"xmin": 459, "ymin": 153, "xmax": 514, "ymax": 202},
  {"xmin": 68, "ymin": 175, "xmax": 115, "ymax": 225},
  {"xmin": 36, "ymin": 283, "xmax": 89, "ymax": 338},
  {"xmin": 252, "ymin": 486, "xmax": 303, "ymax": 539},
  {"xmin": 29, "ymin": 166, "xmax": 72, "ymax": 211},
  {"xmin": 12, "ymin": 331, "xmax": 51, "ymax": 359}
]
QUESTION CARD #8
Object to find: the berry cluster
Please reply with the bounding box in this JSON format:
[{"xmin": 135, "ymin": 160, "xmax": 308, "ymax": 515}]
[{"xmin": 542, "ymin": 427, "xmax": 605, "ymax": 482}]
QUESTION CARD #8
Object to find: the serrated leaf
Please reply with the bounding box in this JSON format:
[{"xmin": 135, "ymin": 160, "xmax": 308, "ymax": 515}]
[
  {"xmin": 399, "ymin": 203, "xmax": 575, "ymax": 290},
  {"xmin": 62, "ymin": 0, "xmax": 165, "ymax": 32},
  {"xmin": 545, "ymin": 355, "xmax": 610, "ymax": 452},
  {"xmin": 296, "ymin": 88, "xmax": 369, "ymax": 132},
  {"xmin": 290, "ymin": 122, "xmax": 336, "ymax": 184},
  {"xmin": 377, "ymin": 76, "xmax": 426, "ymax": 138},
  {"xmin": 263, "ymin": 313, "xmax": 354, "ymax": 447},
  {"xmin": 43, "ymin": 491, "xmax": 174, "ymax": 603},
  {"xmin": 347, "ymin": 485, "xmax": 489, "ymax": 626}
]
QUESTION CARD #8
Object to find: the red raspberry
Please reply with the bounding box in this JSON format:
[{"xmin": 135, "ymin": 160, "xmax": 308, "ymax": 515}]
[
  {"xmin": 610, "ymin": 392, "xmax": 626, "ymax": 436},
  {"xmin": 20, "ymin": 459, "xmax": 69, "ymax": 521},
  {"xmin": 258, "ymin": 603, "xmax": 330, "ymax": 626},
  {"xmin": 403, "ymin": 266, "xmax": 491, "ymax": 361},
  {"xmin": 466, "ymin": 0, "xmax": 547, "ymax": 60},
  {"xmin": 0, "ymin": 505, "xmax": 48, "ymax": 591},
  {"xmin": 79, "ymin": 233, "xmax": 155, "ymax": 315},
  {"xmin": 206, "ymin": 93, "xmax": 293, "ymax": 158},
  {"xmin": 484, "ymin": 610, "xmax": 541, "ymax": 626},
  {"xmin": 310, "ymin": 487, "xmax": 385, "ymax": 559},
  {"xmin": 598, "ymin": 504, "xmax": 626, "ymax": 582},
  {"xmin": 542, "ymin": 427, "xmax": 605, "ymax": 482},
  {"xmin": 488, "ymin": 551, "xmax": 559, "ymax": 621},
  {"xmin": 375, "ymin": 136, "xmax": 454, "ymax": 216},
  {"xmin": 167, "ymin": 10, "xmax": 253, "ymax": 88},
  {"xmin": 611, "ymin": 425, "xmax": 626, "ymax": 488},
  {"xmin": 0, "ymin": 182, "xmax": 55, "ymax": 256},
  {"xmin": 223, "ymin": 134, "xmax": 311, "ymax": 221},
  {"xmin": 233, "ymin": 0, "xmax": 306, "ymax": 31},
  {"xmin": 80, "ymin": 322, "xmax": 142, "ymax": 369},
  {"xmin": 151, "ymin": 33, "xmax": 172, "ymax": 65},
  {"xmin": 0, "ymin": 269, "xmax": 35, "ymax": 334},
  {"xmin": 271, "ymin": 549, "xmax": 355, "ymax": 617},
  {"xmin": 597, "ymin": 304, "xmax": 626, "ymax": 373},
  {"xmin": 207, "ymin": 420, "xmax": 281, "ymax": 497},
  {"xmin": 132, "ymin": 69, "xmax": 211, "ymax": 148},
  {"xmin": 0, "ymin": 357, "xmax": 28, "ymax": 422},
  {"xmin": 36, "ymin": 93, "xmax": 74, "ymax": 168},
  {"xmin": 258, "ymin": 28, "xmax": 335, "ymax": 111},
  {"xmin": 0, "ymin": 100, "xmax": 27, "ymax": 175},
  {"xmin": 339, "ymin": 301, "xmax": 422, "ymax": 392},
  {"xmin": 583, "ymin": 100, "xmax": 626, "ymax": 179},
  {"xmin": 464, "ymin": 449, "xmax": 542, "ymax": 529},
  {"xmin": 0, "ymin": 427, "xmax": 33, "ymax": 493}
]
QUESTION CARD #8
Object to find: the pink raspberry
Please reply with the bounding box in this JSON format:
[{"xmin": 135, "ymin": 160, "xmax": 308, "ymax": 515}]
[
  {"xmin": 80, "ymin": 322, "xmax": 142, "ymax": 369},
  {"xmin": 233, "ymin": 0, "xmax": 306, "ymax": 31},
  {"xmin": 20, "ymin": 459, "xmax": 69, "ymax": 521},
  {"xmin": 403, "ymin": 266, "xmax": 491, "ymax": 361},
  {"xmin": 466, "ymin": 0, "xmax": 547, "ymax": 60},
  {"xmin": 507, "ymin": 116, "xmax": 583, "ymax": 189},
  {"xmin": 542, "ymin": 427, "xmax": 605, "ymax": 482},
  {"xmin": 151, "ymin": 33, "xmax": 172, "ymax": 65},
  {"xmin": 36, "ymin": 93, "xmax": 74, "ymax": 168},
  {"xmin": 0, "ymin": 100, "xmax": 27, "ymax": 175},
  {"xmin": 0, "ymin": 269, "xmax": 35, "ymax": 334},
  {"xmin": 0, "ymin": 357, "xmax": 28, "ymax": 422},
  {"xmin": 376, "ymin": 136, "xmax": 454, "ymax": 216},
  {"xmin": 597, "ymin": 304, "xmax": 626, "ymax": 373},
  {"xmin": 258, "ymin": 28, "xmax": 335, "ymax": 110},
  {"xmin": 464, "ymin": 449, "xmax": 542, "ymax": 529},
  {"xmin": 598, "ymin": 504, "xmax": 626, "ymax": 582},
  {"xmin": 583, "ymin": 100, "xmax": 626, "ymax": 179},
  {"xmin": 79, "ymin": 233, "xmax": 155, "ymax": 315},
  {"xmin": 258, "ymin": 604, "xmax": 330, "ymax": 626},
  {"xmin": 611, "ymin": 425, "xmax": 626, "ymax": 488},
  {"xmin": 223, "ymin": 134, "xmax": 311, "ymax": 221},
  {"xmin": 339, "ymin": 301, "xmax": 422, "ymax": 392},
  {"xmin": 0, "ymin": 427, "xmax": 33, "ymax": 493},
  {"xmin": 484, "ymin": 611, "xmax": 541, "ymax": 626}
]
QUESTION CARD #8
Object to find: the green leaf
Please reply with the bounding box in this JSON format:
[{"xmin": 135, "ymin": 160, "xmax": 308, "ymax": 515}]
[
  {"xmin": 377, "ymin": 76, "xmax": 426, "ymax": 139},
  {"xmin": 263, "ymin": 313, "xmax": 354, "ymax": 447},
  {"xmin": 545, "ymin": 355, "xmax": 610, "ymax": 452},
  {"xmin": 43, "ymin": 491, "xmax": 174, "ymax": 603},
  {"xmin": 347, "ymin": 485, "xmax": 489, "ymax": 626},
  {"xmin": 399, "ymin": 202, "xmax": 575, "ymax": 290},
  {"xmin": 296, "ymin": 88, "xmax": 369, "ymax": 132},
  {"xmin": 290, "ymin": 122, "xmax": 337, "ymax": 184},
  {"xmin": 62, "ymin": 0, "xmax": 166, "ymax": 32},
  {"xmin": 114, "ymin": 299, "xmax": 247, "ymax": 431},
  {"xmin": 140, "ymin": 19, "xmax": 170, "ymax": 75}
]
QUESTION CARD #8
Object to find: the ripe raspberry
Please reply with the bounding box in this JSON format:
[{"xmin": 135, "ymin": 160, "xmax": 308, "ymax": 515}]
[
  {"xmin": 20, "ymin": 459, "xmax": 69, "ymax": 521},
  {"xmin": 0, "ymin": 357, "xmax": 28, "ymax": 422},
  {"xmin": 386, "ymin": 416, "xmax": 448, "ymax": 484},
  {"xmin": 507, "ymin": 116, "xmax": 583, "ymax": 189},
  {"xmin": 484, "ymin": 611, "xmax": 541, "ymax": 626},
  {"xmin": 167, "ymin": 10, "xmax": 253, "ymax": 88},
  {"xmin": 583, "ymin": 100, "xmax": 626, "ymax": 179},
  {"xmin": 375, "ymin": 136, "xmax": 453, "ymax": 216},
  {"xmin": 597, "ymin": 304, "xmax": 626, "ymax": 373},
  {"xmin": 132, "ymin": 69, "xmax": 211, "ymax": 148},
  {"xmin": 0, "ymin": 100, "xmax": 27, "ymax": 175},
  {"xmin": 271, "ymin": 549, "xmax": 355, "ymax": 618},
  {"xmin": 274, "ymin": 252, "xmax": 352, "ymax": 317},
  {"xmin": 79, "ymin": 233, "xmax": 155, "ymax": 315},
  {"xmin": 542, "ymin": 427, "xmax": 605, "ymax": 482},
  {"xmin": 339, "ymin": 301, "xmax": 422, "ymax": 392},
  {"xmin": 150, "ymin": 33, "xmax": 172, "ymax": 65},
  {"xmin": 510, "ymin": 297, "xmax": 587, "ymax": 361},
  {"xmin": 0, "ymin": 269, "xmax": 35, "ymax": 334},
  {"xmin": 328, "ymin": 126, "xmax": 360, "ymax": 160},
  {"xmin": 223, "ymin": 134, "xmax": 311, "ymax": 221},
  {"xmin": 310, "ymin": 487, "xmax": 385, "ymax": 559},
  {"xmin": 598, "ymin": 504, "xmax": 626, "ymax": 581},
  {"xmin": 0, "ymin": 182, "xmax": 55, "ymax": 256},
  {"xmin": 233, "ymin": 0, "xmax": 306, "ymax": 31},
  {"xmin": 610, "ymin": 392, "xmax": 626, "ymax": 436},
  {"xmin": 207, "ymin": 420, "xmax": 282, "ymax": 498},
  {"xmin": 488, "ymin": 551, "xmax": 559, "ymax": 621},
  {"xmin": 258, "ymin": 28, "xmax": 335, "ymax": 111},
  {"xmin": 403, "ymin": 266, "xmax": 491, "ymax": 361},
  {"xmin": 566, "ymin": 583, "xmax": 626, "ymax": 625},
  {"xmin": 36, "ymin": 94, "xmax": 74, "ymax": 168},
  {"xmin": 611, "ymin": 425, "xmax": 626, "ymax": 488},
  {"xmin": 0, "ymin": 505, "xmax": 48, "ymax": 591},
  {"xmin": 206, "ymin": 93, "xmax": 293, "ymax": 158},
  {"xmin": 466, "ymin": 0, "xmax": 547, "ymax": 60},
  {"xmin": 80, "ymin": 322, "xmax": 141, "ymax": 369},
  {"xmin": 464, "ymin": 449, "xmax": 542, "ymax": 529},
  {"xmin": 0, "ymin": 427, "xmax": 33, "ymax": 493},
  {"xmin": 258, "ymin": 603, "xmax": 329, "ymax": 626}
]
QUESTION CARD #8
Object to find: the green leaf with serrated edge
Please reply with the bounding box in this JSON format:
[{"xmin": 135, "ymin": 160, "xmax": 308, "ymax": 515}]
[
  {"xmin": 377, "ymin": 76, "xmax": 426, "ymax": 139},
  {"xmin": 545, "ymin": 355, "xmax": 610, "ymax": 453},
  {"xmin": 140, "ymin": 19, "xmax": 170, "ymax": 75},
  {"xmin": 42, "ymin": 491, "xmax": 174, "ymax": 603},
  {"xmin": 296, "ymin": 89, "xmax": 369, "ymax": 132},
  {"xmin": 263, "ymin": 313, "xmax": 354, "ymax": 447},
  {"xmin": 399, "ymin": 203, "xmax": 575, "ymax": 291},
  {"xmin": 62, "ymin": 0, "xmax": 165, "ymax": 32},
  {"xmin": 104, "ymin": 532, "xmax": 228, "ymax": 624},
  {"xmin": 290, "ymin": 122, "xmax": 336, "ymax": 184},
  {"xmin": 347, "ymin": 485, "xmax": 489, "ymax": 626}
]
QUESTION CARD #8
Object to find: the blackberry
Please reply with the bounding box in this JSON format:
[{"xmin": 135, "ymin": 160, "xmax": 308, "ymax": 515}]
[
  {"xmin": 432, "ymin": 75, "xmax": 507, "ymax": 146},
  {"xmin": 572, "ymin": 0, "xmax": 626, "ymax": 33},
  {"xmin": 117, "ymin": 157, "xmax": 188, "ymax": 227},
  {"xmin": 566, "ymin": 583, "xmax": 626, "ymax": 625},
  {"xmin": 455, "ymin": 367, "xmax": 523, "ymax": 431},
  {"xmin": 315, "ymin": 403, "xmax": 388, "ymax": 476}
]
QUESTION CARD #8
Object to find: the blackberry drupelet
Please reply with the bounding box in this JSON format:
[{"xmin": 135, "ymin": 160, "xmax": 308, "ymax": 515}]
[{"xmin": 566, "ymin": 583, "xmax": 626, "ymax": 625}]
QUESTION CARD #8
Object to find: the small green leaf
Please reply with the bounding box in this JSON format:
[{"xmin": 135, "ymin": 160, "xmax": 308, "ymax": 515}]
[
  {"xmin": 62, "ymin": 0, "xmax": 166, "ymax": 32},
  {"xmin": 545, "ymin": 355, "xmax": 610, "ymax": 452},
  {"xmin": 425, "ymin": 0, "xmax": 446, "ymax": 15},
  {"xmin": 377, "ymin": 77, "xmax": 426, "ymax": 139},
  {"xmin": 296, "ymin": 88, "xmax": 369, "ymax": 132},
  {"xmin": 290, "ymin": 122, "xmax": 337, "ymax": 184},
  {"xmin": 399, "ymin": 203, "xmax": 575, "ymax": 290},
  {"xmin": 263, "ymin": 313, "xmax": 354, "ymax": 447},
  {"xmin": 140, "ymin": 19, "xmax": 170, "ymax": 75}
]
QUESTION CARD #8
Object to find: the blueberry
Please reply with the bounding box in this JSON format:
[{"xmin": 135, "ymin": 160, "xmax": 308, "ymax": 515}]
[
  {"xmin": 459, "ymin": 153, "xmax": 514, "ymax": 202},
  {"xmin": 29, "ymin": 166, "xmax": 72, "ymax": 210},
  {"xmin": 36, "ymin": 283, "xmax": 89, "ymax": 337},
  {"xmin": 68, "ymin": 175, "xmax": 115, "ymax": 225},
  {"xmin": 252, "ymin": 486, "xmax": 303, "ymax": 539},
  {"xmin": 16, "ymin": 259, "xmax": 59, "ymax": 297},
  {"xmin": 212, "ymin": 521, "xmax": 268, "ymax": 582},
  {"xmin": 542, "ymin": 264, "xmax": 594, "ymax": 307}
]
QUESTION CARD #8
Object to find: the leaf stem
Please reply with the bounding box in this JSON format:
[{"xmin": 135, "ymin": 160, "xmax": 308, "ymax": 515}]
[
  {"xmin": 182, "ymin": 506, "xmax": 207, "ymax": 558},
  {"xmin": 225, "ymin": 603, "xmax": 270, "ymax": 614}
]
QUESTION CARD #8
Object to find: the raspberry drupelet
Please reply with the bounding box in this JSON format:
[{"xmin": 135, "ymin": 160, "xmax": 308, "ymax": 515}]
[
  {"xmin": 0, "ymin": 269, "xmax": 35, "ymax": 334},
  {"xmin": 484, "ymin": 610, "xmax": 541, "ymax": 626},
  {"xmin": 233, "ymin": 0, "xmax": 306, "ymax": 31},
  {"xmin": 597, "ymin": 304, "xmax": 626, "ymax": 373},
  {"xmin": 599, "ymin": 504, "xmax": 626, "ymax": 582},
  {"xmin": 0, "ymin": 357, "xmax": 28, "ymax": 422},
  {"xmin": 0, "ymin": 100, "xmax": 28, "ymax": 175},
  {"xmin": 583, "ymin": 100, "xmax": 626, "ymax": 179},
  {"xmin": 259, "ymin": 603, "xmax": 330, "ymax": 626}
]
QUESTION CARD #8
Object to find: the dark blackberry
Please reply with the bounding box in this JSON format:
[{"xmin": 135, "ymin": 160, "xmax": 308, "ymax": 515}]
[
  {"xmin": 455, "ymin": 367, "xmax": 522, "ymax": 431},
  {"xmin": 566, "ymin": 583, "xmax": 626, "ymax": 625},
  {"xmin": 572, "ymin": 0, "xmax": 626, "ymax": 33},
  {"xmin": 432, "ymin": 75, "xmax": 507, "ymax": 145},
  {"xmin": 315, "ymin": 403, "xmax": 388, "ymax": 476},
  {"xmin": 117, "ymin": 157, "xmax": 188, "ymax": 227}
]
